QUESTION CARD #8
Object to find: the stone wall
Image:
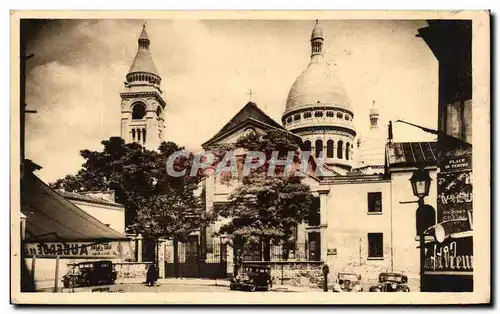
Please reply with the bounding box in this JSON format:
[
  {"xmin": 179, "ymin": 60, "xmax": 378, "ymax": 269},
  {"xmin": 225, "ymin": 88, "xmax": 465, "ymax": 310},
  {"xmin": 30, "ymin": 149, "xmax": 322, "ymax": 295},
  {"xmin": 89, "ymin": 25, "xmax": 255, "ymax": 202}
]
[{"xmin": 242, "ymin": 261, "xmax": 324, "ymax": 288}]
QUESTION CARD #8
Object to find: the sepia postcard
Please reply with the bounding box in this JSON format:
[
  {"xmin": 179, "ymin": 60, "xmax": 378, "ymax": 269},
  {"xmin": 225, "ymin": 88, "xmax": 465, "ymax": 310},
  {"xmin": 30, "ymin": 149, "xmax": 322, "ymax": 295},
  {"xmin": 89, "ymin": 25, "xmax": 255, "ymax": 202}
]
[{"xmin": 10, "ymin": 10, "xmax": 490, "ymax": 305}]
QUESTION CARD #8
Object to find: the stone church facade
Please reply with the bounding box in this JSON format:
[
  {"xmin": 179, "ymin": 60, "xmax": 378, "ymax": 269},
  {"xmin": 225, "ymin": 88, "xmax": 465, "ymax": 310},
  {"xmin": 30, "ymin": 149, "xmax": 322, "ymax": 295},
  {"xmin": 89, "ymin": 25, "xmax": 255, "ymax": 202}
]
[{"xmin": 120, "ymin": 22, "xmax": 438, "ymax": 288}]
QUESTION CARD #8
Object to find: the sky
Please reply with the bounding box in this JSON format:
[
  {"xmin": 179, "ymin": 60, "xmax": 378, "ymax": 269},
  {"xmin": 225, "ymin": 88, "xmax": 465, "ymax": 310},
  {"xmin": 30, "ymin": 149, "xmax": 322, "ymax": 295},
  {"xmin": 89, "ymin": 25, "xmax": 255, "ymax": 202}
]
[{"xmin": 24, "ymin": 19, "xmax": 438, "ymax": 183}]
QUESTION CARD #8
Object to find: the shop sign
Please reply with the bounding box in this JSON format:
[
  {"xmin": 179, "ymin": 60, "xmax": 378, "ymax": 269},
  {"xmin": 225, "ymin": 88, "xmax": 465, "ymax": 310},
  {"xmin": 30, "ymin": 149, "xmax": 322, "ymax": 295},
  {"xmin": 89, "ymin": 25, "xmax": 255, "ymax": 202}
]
[
  {"xmin": 424, "ymin": 236, "xmax": 473, "ymax": 274},
  {"xmin": 24, "ymin": 241, "xmax": 131, "ymax": 259}
]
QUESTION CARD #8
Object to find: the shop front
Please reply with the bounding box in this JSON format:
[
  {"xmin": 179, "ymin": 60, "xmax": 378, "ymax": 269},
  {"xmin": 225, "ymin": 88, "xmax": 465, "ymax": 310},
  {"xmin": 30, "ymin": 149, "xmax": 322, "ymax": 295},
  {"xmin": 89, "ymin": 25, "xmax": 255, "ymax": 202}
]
[{"xmin": 421, "ymin": 137, "xmax": 473, "ymax": 292}]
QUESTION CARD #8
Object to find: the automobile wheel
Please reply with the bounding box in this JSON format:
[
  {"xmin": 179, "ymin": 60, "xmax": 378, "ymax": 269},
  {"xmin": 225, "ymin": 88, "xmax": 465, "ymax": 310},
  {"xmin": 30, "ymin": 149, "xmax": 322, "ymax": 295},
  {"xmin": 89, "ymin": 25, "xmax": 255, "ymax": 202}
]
[{"xmin": 63, "ymin": 278, "xmax": 71, "ymax": 288}]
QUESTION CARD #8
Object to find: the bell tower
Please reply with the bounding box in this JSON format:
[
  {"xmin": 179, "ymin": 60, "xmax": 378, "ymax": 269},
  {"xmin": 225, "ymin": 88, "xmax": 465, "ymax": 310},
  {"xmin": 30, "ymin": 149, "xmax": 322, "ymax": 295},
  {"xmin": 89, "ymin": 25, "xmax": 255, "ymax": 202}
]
[{"xmin": 120, "ymin": 24, "xmax": 166, "ymax": 150}]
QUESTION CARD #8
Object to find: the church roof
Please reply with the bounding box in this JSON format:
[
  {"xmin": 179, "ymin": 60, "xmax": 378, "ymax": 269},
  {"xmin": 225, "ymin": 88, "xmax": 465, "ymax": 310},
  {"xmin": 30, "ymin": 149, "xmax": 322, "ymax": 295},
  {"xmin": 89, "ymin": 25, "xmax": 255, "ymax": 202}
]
[
  {"xmin": 128, "ymin": 49, "xmax": 159, "ymax": 76},
  {"xmin": 202, "ymin": 102, "xmax": 287, "ymax": 148},
  {"xmin": 128, "ymin": 26, "xmax": 160, "ymax": 76}
]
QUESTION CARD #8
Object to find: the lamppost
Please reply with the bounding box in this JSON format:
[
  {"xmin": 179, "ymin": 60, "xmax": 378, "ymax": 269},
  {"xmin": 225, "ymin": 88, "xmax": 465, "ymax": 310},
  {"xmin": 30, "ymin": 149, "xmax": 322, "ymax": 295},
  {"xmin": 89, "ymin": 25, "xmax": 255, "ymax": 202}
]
[{"xmin": 409, "ymin": 167, "xmax": 432, "ymax": 292}]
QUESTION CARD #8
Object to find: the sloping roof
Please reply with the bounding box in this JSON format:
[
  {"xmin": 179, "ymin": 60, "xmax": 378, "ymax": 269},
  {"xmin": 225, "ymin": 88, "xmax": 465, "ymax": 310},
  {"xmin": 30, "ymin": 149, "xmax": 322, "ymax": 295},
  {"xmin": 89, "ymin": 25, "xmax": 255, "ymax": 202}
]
[
  {"xmin": 128, "ymin": 49, "xmax": 159, "ymax": 76},
  {"xmin": 58, "ymin": 190, "xmax": 123, "ymax": 208},
  {"xmin": 386, "ymin": 141, "xmax": 438, "ymax": 168},
  {"xmin": 21, "ymin": 173, "xmax": 127, "ymax": 243},
  {"xmin": 202, "ymin": 102, "xmax": 287, "ymax": 148}
]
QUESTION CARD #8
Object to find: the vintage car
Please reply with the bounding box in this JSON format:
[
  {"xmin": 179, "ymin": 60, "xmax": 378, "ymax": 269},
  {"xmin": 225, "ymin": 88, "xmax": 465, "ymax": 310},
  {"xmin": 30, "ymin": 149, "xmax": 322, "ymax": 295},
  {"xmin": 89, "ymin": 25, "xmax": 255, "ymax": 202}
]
[
  {"xmin": 369, "ymin": 272, "xmax": 410, "ymax": 292},
  {"xmin": 332, "ymin": 272, "xmax": 363, "ymax": 292},
  {"xmin": 62, "ymin": 260, "xmax": 117, "ymax": 288},
  {"xmin": 229, "ymin": 264, "xmax": 273, "ymax": 292}
]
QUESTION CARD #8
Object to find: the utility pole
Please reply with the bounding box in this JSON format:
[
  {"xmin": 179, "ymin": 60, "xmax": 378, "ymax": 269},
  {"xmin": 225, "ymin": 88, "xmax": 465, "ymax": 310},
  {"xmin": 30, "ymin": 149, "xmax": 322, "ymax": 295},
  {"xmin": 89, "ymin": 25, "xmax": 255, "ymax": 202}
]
[{"xmin": 20, "ymin": 21, "xmax": 36, "ymax": 163}]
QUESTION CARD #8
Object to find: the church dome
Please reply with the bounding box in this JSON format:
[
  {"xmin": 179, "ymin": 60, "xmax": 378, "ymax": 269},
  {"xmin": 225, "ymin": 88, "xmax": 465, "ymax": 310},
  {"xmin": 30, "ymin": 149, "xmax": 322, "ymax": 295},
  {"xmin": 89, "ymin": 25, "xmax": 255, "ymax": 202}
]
[
  {"xmin": 282, "ymin": 21, "xmax": 356, "ymax": 171},
  {"xmin": 356, "ymin": 101, "xmax": 386, "ymax": 171},
  {"xmin": 285, "ymin": 60, "xmax": 351, "ymax": 114},
  {"xmin": 284, "ymin": 21, "xmax": 351, "ymax": 116}
]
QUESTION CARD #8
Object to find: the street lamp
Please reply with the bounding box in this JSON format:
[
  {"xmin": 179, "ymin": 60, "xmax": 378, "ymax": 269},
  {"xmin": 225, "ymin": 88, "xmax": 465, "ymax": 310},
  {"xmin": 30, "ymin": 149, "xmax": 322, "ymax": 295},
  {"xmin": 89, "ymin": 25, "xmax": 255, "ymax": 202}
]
[
  {"xmin": 409, "ymin": 167, "xmax": 432, "ymax": 292},
  {"xmin": 409, "ymin": 167, "xmax": 432, "ymax": 200}
]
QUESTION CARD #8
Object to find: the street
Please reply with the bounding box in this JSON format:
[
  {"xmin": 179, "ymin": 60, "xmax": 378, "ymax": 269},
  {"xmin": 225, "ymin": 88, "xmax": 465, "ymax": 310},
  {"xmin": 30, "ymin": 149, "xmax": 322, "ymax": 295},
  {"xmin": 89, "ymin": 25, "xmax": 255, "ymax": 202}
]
[{"xmin": 36, "ymin": 278, "xmax": 315, "ymax": 293}]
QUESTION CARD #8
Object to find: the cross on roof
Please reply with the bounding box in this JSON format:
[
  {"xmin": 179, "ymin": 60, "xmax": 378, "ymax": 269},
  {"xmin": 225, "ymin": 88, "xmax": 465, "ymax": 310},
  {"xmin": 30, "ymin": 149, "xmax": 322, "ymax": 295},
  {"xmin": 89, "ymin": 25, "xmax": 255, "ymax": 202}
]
[{"xmin": 247, "ymin": 89, "xmax": 255, "ymax": 101}]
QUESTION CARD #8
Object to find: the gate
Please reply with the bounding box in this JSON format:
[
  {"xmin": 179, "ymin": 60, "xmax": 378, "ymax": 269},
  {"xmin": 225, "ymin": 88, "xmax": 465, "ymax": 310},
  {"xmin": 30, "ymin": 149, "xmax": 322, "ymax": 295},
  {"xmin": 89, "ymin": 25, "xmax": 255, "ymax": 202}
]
[{"xmin": 165, "ymin": 241, "xmax": 228, "ymax": 279}]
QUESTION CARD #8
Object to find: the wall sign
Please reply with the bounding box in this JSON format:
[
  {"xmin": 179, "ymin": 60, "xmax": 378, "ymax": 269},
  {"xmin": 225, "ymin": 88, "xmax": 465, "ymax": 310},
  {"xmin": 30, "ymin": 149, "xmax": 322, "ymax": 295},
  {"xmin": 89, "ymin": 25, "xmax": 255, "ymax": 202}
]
[
  {"xmin": 424, "ymin": 236, "xmax": 473, "ymax": 275},
  {"xmin": 24, "ymin": 241, "xmax": 131, "ymax": 259},
  {"xmin": 437, "ymin": 171, "xmax": 472, "ymax": 224},
  {"xmin": 440, "ymin": 155, "xmax": 472, "ymax": 172}
]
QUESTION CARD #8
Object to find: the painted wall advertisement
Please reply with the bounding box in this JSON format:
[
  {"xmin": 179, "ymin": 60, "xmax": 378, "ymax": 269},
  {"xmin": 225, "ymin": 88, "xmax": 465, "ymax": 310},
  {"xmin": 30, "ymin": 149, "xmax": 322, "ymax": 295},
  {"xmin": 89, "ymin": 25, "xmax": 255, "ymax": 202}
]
[
  {"xmin": 437, "ymin": 154, "xmax": 473, "ymax": 227},
  {"xmin": 24, "ymin": 241, "xmax": 132, "ymax": 259}
]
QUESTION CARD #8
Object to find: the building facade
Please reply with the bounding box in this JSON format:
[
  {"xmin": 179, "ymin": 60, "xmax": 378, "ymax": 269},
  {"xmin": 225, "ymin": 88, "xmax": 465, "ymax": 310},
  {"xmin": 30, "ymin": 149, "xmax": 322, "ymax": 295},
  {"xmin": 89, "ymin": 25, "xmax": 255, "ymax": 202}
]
[{"xmin": 195, "ymin": 21, "xmax": 439, "ymax": 288}]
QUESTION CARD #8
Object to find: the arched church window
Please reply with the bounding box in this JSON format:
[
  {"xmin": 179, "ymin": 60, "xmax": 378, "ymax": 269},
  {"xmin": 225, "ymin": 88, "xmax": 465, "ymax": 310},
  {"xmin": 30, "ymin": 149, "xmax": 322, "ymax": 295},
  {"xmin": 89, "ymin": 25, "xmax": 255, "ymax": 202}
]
[
  {"xmin": 132, "ymin": 103, "xmax": 146, "ymax": 120},
  {"xmin": 137, "ymin": 128, "xmax": 141, "ymax": 141},
  {"xmin": 326, "ymin": 140, "xmax": 334, "ymax": 158},
  {"xmin": 326, "ymin": 111, "xmax": 334, "ymax": 117},
  {"xmin": 346, "ymin": 144, "xmax": 350, "ymax": 160},
  {"xmin": 314, "ymin": 111, "xmax": 323, "ymax": 118},
  {"xmin": 143, "ymin": 128, "xmax": 147, "ymax": 144},
  {"xmin": 315, "ymin": 139, "xmax": 323, "ymax": 158},
  {"xmin": 302, "ymin": 140, "xmax": 311, "ymax": 152},
  {"xmin": 294, "ymin": 114, "xmax": 301, "ymax": 121},
  {"xmin": 304, "ymin": 111, "xmax": 312, "ymax": 119},
  {"xmin": 131, "ymin": 129, "xmax": 136, "ymax": 141},
  {"xmin": 337, "ymin": 140, "xmax": 343, "ymax": 159},
  {"xmin": 337, "ymin": 112, "xmax": 343, "ymax": 119}
]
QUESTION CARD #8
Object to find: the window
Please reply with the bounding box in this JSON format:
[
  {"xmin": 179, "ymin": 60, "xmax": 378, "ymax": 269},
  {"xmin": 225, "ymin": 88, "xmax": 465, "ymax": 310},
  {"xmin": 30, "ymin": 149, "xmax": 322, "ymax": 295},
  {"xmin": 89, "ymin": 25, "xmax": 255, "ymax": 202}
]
[
  {"xmin": 314, "ymin": 111, "xmax": 323, "ymax": 118},
  {"xmin": 326, "ymin": 140, "xmax": 334, "ymax": 158},
  {"xmin": 304, "ymin": 111, "xmax": 312, "ymax": 119},
  {"xmin": 337, "ymin": 140, "xmax": 343, "ymax": 159},
  {"xmin": 294, "ymin": 113, "xmax": 301, "ymax": 121},
  {"xmin": 368, "ymin": 233, "xmax": 383, "ymax": 258},
  {"xmin": 286, "ymin": 117, "xmax": 293, "ymax": 124},
  {"xmin": 315, "ymin": 139, "xmax": 323, "ymax": 158},
  {"xmin": 132, "ymin": 103, "xmax": 147, "ymax": 119},
  {"xmin": 326, "ymin": 111, "xmax": 334, "ymax": 117},
  {"xmin": 337, "ymin": 112, "xmax": 343, "ymax": 119},
  {"xmin": 346, "ymin": 144, "xmax": 350, "ymax": 160},
  {"xmin": 345, "ymin": 114, "xmax": 350, "ymax": 121},
  {"xmin": 302, "ymin": 140, "xmax": 312, "ymax": 152},
  {"xmin": 368, "ymin": 192, "xmax": 382, "ymax": 213}
]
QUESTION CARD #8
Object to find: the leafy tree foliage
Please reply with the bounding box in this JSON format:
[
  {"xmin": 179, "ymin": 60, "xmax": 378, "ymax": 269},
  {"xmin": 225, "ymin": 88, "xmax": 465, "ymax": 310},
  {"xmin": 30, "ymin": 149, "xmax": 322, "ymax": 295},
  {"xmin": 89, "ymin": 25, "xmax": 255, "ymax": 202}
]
[
  {"xmin": 50, "ymin": 137, "xmax": 205, "ymax": 240},
  {"xmin": 212, "ymin": 129, "xmax": 316, "ymax": 261}
]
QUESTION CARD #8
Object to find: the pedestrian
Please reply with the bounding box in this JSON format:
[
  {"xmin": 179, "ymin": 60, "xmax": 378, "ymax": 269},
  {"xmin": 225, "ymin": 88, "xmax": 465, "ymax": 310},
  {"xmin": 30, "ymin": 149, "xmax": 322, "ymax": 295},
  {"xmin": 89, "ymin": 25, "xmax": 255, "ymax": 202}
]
[{"xmin": 146, "ymin": 263, "xmax": 158, "ymax": 287}]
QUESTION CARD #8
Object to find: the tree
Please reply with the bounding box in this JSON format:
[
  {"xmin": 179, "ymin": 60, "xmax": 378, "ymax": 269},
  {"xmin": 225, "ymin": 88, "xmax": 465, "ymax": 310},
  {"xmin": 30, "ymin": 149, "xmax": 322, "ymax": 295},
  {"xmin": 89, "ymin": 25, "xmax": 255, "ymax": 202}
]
[
  {"xmin": 212, "ymin": 129, "xmax": 316, "ymax": 261},
  {"xmin": 50, "ymin": 137, "xmax": 206, "ymax": 240}
]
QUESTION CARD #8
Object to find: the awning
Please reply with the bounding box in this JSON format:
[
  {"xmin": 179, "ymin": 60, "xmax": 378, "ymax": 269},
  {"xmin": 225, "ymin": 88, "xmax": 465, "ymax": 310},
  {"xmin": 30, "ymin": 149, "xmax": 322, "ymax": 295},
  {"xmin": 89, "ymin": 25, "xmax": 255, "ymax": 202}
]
[{"xmin": 21, "ymin": 172, "xmax": 128, "ymax": 243}]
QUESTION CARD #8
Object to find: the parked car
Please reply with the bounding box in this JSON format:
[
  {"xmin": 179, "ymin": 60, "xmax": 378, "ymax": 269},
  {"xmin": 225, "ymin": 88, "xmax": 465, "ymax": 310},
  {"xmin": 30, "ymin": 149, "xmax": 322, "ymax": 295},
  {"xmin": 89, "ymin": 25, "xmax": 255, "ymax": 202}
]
[
  {"xmin": 230, "ymin": 264, "xmax": 273, "ymax": 292},
  {"xmin": 369, "ymin": 272, "xmax": 410, "ymax": 292},
  {"xmin": 332, "ymin": 272, "xmax": 363, "ymax": 292},
  {"xmin": 63, "ymin": 260, "xmax": 117, "ymax": 288}
]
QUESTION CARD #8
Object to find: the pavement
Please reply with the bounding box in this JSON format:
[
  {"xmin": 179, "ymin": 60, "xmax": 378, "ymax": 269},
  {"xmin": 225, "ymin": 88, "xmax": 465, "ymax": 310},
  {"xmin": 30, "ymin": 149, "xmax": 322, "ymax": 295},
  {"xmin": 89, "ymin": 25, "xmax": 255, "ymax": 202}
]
[{"xmin": 37, "ymin": 278, "xmax": 320, "ymax": 293}]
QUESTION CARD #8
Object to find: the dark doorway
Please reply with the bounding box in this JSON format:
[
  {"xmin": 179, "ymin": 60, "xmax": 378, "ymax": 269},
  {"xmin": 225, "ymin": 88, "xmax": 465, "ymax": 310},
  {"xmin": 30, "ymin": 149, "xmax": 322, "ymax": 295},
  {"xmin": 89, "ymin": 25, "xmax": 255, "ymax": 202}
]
[{"xmin": 308, "ymin": 232, "xmax": 321, "ymax": 261}]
